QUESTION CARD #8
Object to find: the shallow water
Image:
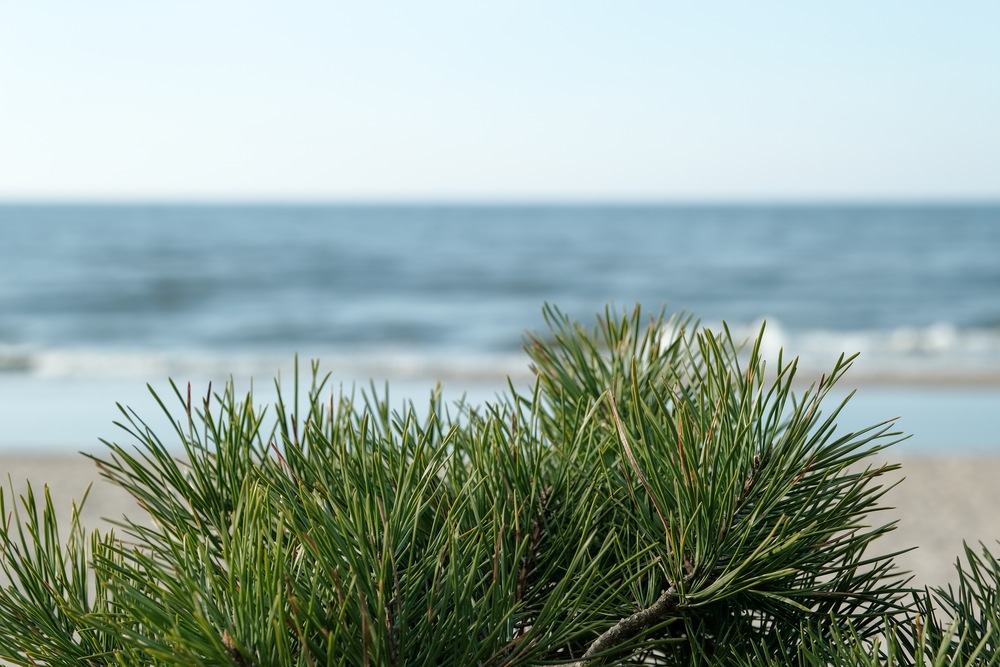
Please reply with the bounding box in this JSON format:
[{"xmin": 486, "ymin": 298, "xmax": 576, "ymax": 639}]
[{"xmin": 1, "ymin": 204, "xmax": 998, "ymax": 451}]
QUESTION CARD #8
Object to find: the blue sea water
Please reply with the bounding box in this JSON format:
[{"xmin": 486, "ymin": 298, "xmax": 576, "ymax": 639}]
[{"xmin": 1, "ymin": 204, "xmax": 999, "ymax": 451}]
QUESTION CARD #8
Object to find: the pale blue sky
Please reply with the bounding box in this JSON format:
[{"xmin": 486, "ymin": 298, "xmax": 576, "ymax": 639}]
[{"xmin": 2, "ymin": 2, "xmax": 998, "ymax": 202}]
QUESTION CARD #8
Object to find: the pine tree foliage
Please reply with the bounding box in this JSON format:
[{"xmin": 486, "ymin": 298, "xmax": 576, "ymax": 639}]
[{"xmin": 1, "ymin": 305, "xmax": 998, "ymax": 665}]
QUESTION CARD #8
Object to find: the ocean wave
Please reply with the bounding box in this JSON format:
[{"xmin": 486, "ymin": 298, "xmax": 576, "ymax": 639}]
[
  {"xmin": 2, "ymin": 322, "xmax": 1000, "ymax": 387},
  {"xmin": 724, "ymin": 320, "xmax": 1000, "ymax": 385},
  {"xmin": 0, "ymin": 345, "xmax": 532, "ymax": 385},
  {"xmin": 728, "ymin": 320, "xmax": 999, "ymax": 361}
]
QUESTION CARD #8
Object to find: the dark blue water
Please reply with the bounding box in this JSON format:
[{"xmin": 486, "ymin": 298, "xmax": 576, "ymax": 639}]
[
  {"xmin": 2, "ymin": 204, "xmax": 999, "ymax": 371},
  {"xmin": 1, "ymin": 204, "xmax": 999, "ymax": 450}
]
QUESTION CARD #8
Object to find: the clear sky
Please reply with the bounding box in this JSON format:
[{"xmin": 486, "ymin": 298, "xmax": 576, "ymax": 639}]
[{"xmin": 2, "ymin": 2, "xmax": 998, "ymax": 202}]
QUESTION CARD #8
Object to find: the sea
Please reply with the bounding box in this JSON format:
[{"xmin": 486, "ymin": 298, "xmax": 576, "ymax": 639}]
[{"xmin": 1, "ymin": 204, "xmax": 998, "ymax": 453}]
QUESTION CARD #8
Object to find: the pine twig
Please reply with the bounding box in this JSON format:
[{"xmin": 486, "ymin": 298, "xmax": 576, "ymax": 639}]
[{"xmin": 570, "ymin": 575, "xmax": 693, "ymax": 667}]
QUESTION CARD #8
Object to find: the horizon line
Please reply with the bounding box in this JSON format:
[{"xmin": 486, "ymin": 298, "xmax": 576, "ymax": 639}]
[{"xmin": 2, "ymin": 196, "xmax": 1000, "ymax": 208}]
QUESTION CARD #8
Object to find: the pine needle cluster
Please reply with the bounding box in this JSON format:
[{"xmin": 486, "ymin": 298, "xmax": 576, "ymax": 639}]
[{"xmin": 1, "ymin": 305, "xmax": 998, "ymax": 665}]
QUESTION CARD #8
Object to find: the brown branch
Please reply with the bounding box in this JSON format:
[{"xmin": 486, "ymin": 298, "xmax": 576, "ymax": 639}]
[{"xmin": 570, "ymin": 576, "xmax": 691, "ymax": 667}]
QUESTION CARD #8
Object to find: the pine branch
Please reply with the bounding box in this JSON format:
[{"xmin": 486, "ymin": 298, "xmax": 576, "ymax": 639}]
[{"xmin": 571, "ymin": 574, "xmax": 694, "ymax": 667}]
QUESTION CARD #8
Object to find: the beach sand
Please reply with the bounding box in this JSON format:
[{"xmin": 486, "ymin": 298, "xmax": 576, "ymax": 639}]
[
  {"xmin": 875, "ymin": 454, "xmax": 1000, "ymax": 589},
  {"xmin": 2, "ymin": 453, "xmax": 999, "ymax": 591}
]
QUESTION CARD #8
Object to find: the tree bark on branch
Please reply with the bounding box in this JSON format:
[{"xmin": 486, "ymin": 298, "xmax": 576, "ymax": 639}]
[{"xmin": 570, "ymin": 578, "xmax": 690, "ymax": 667}]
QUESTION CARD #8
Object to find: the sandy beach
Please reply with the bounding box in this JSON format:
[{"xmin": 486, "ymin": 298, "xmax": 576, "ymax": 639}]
[{"xmin": 2, "ymin": 452, "xmax": 999, "ymax": 592}]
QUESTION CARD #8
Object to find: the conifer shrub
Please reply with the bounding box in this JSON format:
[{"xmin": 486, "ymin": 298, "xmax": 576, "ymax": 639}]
[{"xmin": 1, "ymin": 305, "xmax": 998, "ymax": 665}]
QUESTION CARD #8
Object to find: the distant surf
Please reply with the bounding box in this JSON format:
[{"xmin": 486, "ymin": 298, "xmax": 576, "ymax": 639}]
[{"xmin": 1, "ymin": 203, "xmax": 998, "ymax": 450}]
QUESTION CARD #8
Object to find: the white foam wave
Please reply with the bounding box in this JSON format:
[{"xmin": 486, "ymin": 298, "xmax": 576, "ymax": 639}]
[
  {"xmin": 0, "ymin": 344, "xmax": 532, "ymax": 386},
  {"xmin": 723, "ymin": 319, "xmax": 1000, "ymax": 384},
  {"xmin": 3, "ymin": 322, "xmax": 1000, "ymax": 387}
]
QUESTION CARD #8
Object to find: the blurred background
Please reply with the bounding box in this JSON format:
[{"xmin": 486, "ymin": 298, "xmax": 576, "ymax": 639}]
[{"xmin": 1, "ymin": 3, "xmax": 998, "ymax": 453}]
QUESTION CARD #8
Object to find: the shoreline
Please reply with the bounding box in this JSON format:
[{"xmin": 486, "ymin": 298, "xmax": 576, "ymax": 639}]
[
  {"xmin": 2, "ymin": 452, "xmax": 999, "ymax": 590},
  {"xmin": 2, "ymin": 373, "xmax": 999, "ymax": 453}
]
